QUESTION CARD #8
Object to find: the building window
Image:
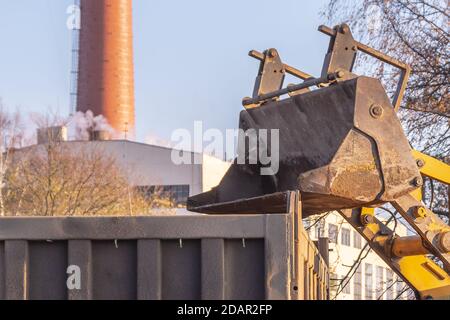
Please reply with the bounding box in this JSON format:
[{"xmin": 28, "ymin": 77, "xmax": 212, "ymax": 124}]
[
  {"xmin": 365, "ymin": 263, "xmax": 373, "ymax": 300},
  {"xmin": 341, "ymin": 228, "xmax": 350, "ymax": 246},
  {"xmin": 406, "ymin": 288, "xmax": 415, "ymax": 300},
  {"xmin": 376, "ymin": 266, "xmax": 384, "ymax": 300},
  {"xmin": 304, "ymin": 219, "xmax": 311, "ymax": 231},
  {"xmin": 353, "ymin": 231, "xmax": 362, "ymax": 249},
  {"xmin": 396, "ymin": 279, "xmax": 405, "ymax": 300},
  {"xmin": 330, "ymin": 272, "xmax": 338, "ymax": 296},
  {"xmin": 332, "ymin": 273, "xmax": 351, "ymax": 296},
  {"xmin": 314, "ymin": 220, "xmax": 325, "ymax": 239},
  {"xmin": 137, "ymin": 185, "xmax": 190, "ymax": 207},
  {"xmin": 315, "ymin": 225, "xmax": 321, "ymax": 239},
  {"xmin": 353, "ymin": 265, "xmax": 362, "ymax": 300},
  {"xmin": 343, "ymin": 280, "xmax": 351, "ymax": 294},
  {"xmin": 386, "ymin": 269, "xmax": 394, "ymax": 300},
  {"xmin": 328, "ymin": 224, "xmax": 338, "ymax": 244}
]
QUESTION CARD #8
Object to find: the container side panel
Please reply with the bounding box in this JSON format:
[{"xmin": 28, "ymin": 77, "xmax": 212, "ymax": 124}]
[
  {"xmin": 137, "ymin": 240, "xmax": 161, "ymax": 300},
  {"xmin": 0, "ymin": 214, "xmax": 303, "ymax": 300},
  {"xmin": 201, "ymin": 239, "xmax": 225, "ymax": 300},
  {"xmin": 68, "ymin": 240, "xmax": 93, "ymax": 300},
  {"xmin": 28, "ymin": 241, "xmax": 68, "ymax": 300},
  {"xmin": 224, "ymin": 239, "xmax": 265, "ymax": 300},
  {"xmin": 265, "ymin": 214, "xmax": 291, "ymax": 299},
  {"xmin": 5, "ymin": 240, "xmax": 29, "ymax": 300},
  {"xmin": 161, "ymin": 240, "xmax": 201, "ymax": 300},
  {"xmin": 92, "ymin": 240, "xmax": 137, "ymax": 300}
]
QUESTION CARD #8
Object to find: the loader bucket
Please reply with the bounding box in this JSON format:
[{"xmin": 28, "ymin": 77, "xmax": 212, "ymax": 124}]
[{"xmin": 188, "ymin": 76, "xmax": 421, "ymax": 217}]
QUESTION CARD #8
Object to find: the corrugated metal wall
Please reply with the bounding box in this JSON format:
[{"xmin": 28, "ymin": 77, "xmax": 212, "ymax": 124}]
[{"xmin": 0, "ymin": 203, "xmax": 328, "ymax": 300}]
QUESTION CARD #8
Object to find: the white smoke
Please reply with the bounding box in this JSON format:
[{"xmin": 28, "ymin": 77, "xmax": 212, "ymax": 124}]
[
  {"xmin": 70, "ymin": 111, "xmax": 115, "ymax": 140},
  {"xmin": 145, "ymin": 131, "xmax": 175, "ymax": 149}
]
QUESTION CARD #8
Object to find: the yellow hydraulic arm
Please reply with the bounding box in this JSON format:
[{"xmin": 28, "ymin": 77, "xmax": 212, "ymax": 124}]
[
  {"xmin": 412, "ymin": 150, "xmax": 450, "ymax": 185},
  {"xmin": 325, "ymin": 24, "xmax": 450, "ymax": 299},
  {"xmin": 339, "ymin": 150, "xmax": 450, "ymax": 300}
]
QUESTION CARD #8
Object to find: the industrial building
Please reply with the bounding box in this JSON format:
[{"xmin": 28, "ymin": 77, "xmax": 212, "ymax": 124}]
[{"xmin": 19, "ymin": 127, "xmax": 231, "ymax": 212}]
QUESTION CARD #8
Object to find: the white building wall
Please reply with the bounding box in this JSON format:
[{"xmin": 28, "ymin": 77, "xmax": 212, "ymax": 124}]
[
  {"xmin": 82, "ymin": 141, "xmax": 204, "ymax": 196},
  {"xmin": 201, "ymin": 154, "xmax": 232, "ymax": 192},
  {"xmin": 308, "ymin": 211, "xmax": 411, "ymax": 300},
  {"xmin": 18, "ymin": 140, "xmax": 230, "ymax": 199}
]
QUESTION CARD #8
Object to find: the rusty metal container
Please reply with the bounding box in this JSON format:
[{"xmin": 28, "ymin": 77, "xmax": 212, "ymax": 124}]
[
  {"xmin": 0, "ymin": 192, "xmax": 328, "ymax": 300},
  {"xmin": 77, "ymin": 0, "xmax": 135, "ymax": 136}
]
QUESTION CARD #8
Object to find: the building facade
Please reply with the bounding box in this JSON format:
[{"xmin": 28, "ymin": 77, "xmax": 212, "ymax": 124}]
[
  {"xmin": 15, "ymin": 133, "xmax": 231, "ymax": 212},
  {"xmin": 307, "ymin": 211, "xmax": 412, "ymax": 300}
]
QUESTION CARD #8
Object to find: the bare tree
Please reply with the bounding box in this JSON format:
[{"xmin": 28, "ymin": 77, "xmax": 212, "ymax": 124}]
[
  {"xmin": 0, "ymin": 102, "xmax": 25, "ymax": 216},
  {"xmin": 6, "ymin": 141, "xmax": 174, "ymax": 217},
  {"xmin": 322, "ymin": 0, "xmax": 449, "ymax": 216},
  {"xmin": 0, "ymin": 109, "xmax": 174, "ymax": 217}
]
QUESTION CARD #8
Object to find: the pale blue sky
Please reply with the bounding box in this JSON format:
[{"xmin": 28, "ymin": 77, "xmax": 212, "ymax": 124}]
[{"xmin": 0, "ymin": 0, "xmax": 331, "ymax": 143}]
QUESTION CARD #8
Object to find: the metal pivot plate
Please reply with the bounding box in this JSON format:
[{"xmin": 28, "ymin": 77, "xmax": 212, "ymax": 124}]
[
  {"xmin": 321, "ymin": 24, "xmax": 357, "ymax": 80},
  {"xmin": 319, "ymin": 24, "xmax": 411, "ymax": 110},
  {"xmin": 251, "ymin": 49, "xmax": 285, "ymax": 104}
]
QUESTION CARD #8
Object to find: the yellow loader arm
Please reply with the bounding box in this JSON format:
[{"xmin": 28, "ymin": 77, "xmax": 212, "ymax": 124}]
[{"xmin": 347, "ymin": 151, "xmax": 450, "ymax": 300}]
